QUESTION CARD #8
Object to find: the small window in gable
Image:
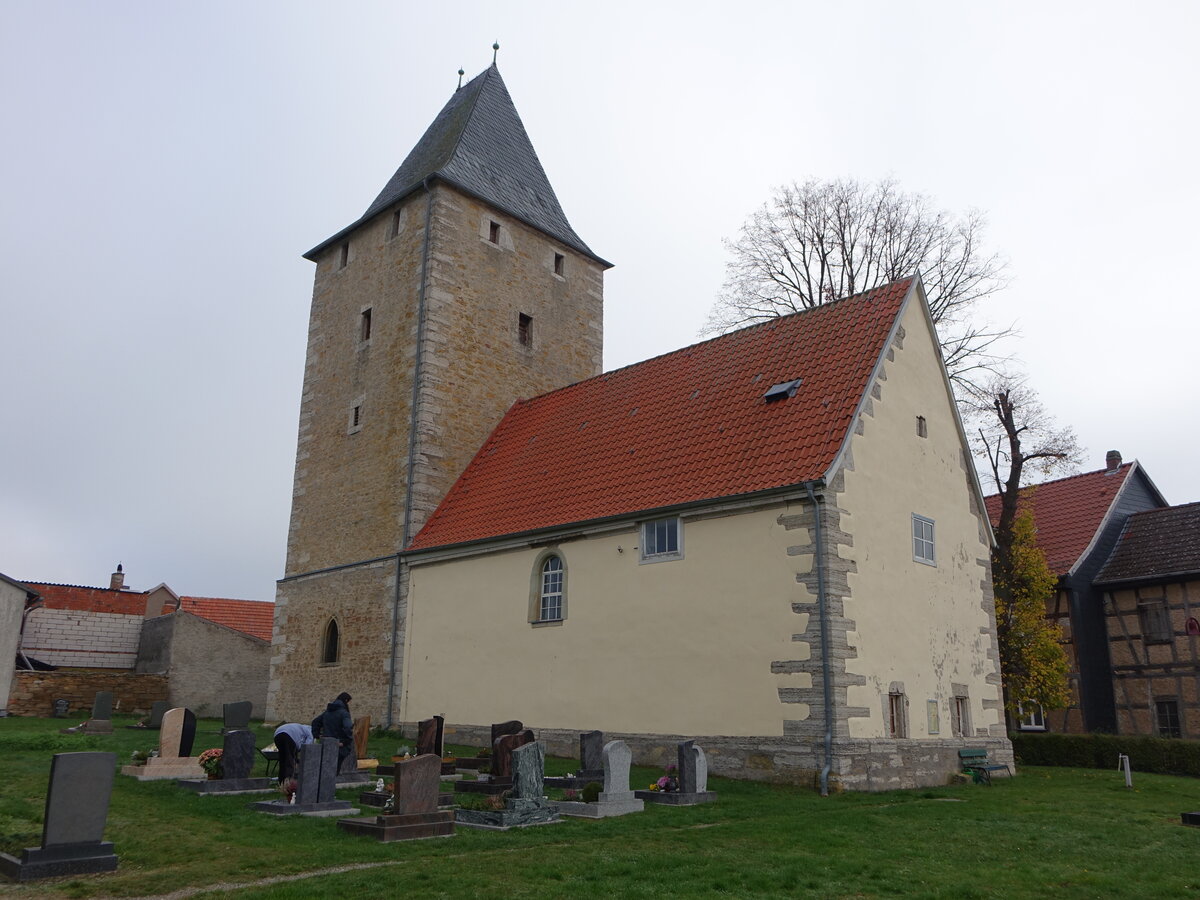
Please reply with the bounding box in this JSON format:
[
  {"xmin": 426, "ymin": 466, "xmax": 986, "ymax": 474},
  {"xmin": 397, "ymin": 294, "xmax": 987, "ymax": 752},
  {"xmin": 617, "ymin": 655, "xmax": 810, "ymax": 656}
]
[
  {"xmin": 338, "ymin": 242, "xmax": 350, "ymax": 269},
  {"xmin": 390, "ymin": 209, "xmax": 403, "ymax": 238},
  {"xmin": 640, "ymin": 517, "xmax": 682, "ymax": 563},
  {"xmin": 360, "ymin": 308, "xmax": 372, "ymax": 343},
  {"xmin": 554, "ymin": 252, "xmax": 565, "ymax": 276},
  {"xmin": 912, "ymin": 514, "xmax": 935, "ymax": 566},
  {"xmin": 916, "ymin": 415, "xmax": 927, "ymax": 438},
  {"xmin": 489, "ymin": 220, "xmax": 501, "ymax": 244},
  {"xmin": 518, "ymin": 313, "xmax": 533, "ymax": 347},
  {"xmin": 321, "ymin": 619, "xmax": 340, "ymax": 665}
]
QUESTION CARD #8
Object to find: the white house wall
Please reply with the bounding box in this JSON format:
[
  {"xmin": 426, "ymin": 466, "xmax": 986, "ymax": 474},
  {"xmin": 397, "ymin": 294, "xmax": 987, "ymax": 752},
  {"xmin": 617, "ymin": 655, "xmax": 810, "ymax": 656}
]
[
  {"xmin": 21, "ymin": 608, "xmax": 143, "ymax": 668},
  {"xmin": 402, "ymin": 504, "xmax": 810, "ymax": 737},
  {"xmin": 0, "ymin": 580, "xmax": 26, "ymax": 713},
  {"xmin": 835, "ymin": 296, "xmax": 1003, "ymax": 741}
]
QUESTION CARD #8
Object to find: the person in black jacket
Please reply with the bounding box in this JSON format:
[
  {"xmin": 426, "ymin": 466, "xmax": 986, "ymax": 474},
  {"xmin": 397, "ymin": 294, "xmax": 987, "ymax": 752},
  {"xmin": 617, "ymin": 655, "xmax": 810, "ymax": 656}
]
[{"xmin": 313, "ymin": 692, "xmax": 355, "ymax": 766}]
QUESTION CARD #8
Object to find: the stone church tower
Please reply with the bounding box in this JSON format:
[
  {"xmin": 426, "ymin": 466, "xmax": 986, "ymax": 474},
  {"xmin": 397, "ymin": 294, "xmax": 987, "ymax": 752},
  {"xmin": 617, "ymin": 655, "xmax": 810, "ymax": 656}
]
[{"xmin": 267, "ymin": 65, "xmax": 608, "ymax": 723}]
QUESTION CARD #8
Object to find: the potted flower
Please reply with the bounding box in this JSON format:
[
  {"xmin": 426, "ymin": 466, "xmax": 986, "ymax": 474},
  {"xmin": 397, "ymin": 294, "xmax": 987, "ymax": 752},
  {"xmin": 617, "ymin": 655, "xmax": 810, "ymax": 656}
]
[
  {"xmin": 280, "ymin": 777, "xmax": 298, "ymax": 803},
  {"xmin": 198, "ymin": 748, "xmax": 224, "ymax": 780}
]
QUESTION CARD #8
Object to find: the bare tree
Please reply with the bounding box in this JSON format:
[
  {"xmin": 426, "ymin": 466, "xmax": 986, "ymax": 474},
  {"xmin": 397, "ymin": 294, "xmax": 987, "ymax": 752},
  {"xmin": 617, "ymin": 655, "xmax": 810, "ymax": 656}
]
[
  {"xmin": 970, "ymin": 375, "xmax": 1082, "ymax": 558},
  {"xmin": 970, "ymin": 375, "xmax": 1080, "ymax": 721},
  {"xmin": 705, "ymin": 178, "xmax": 1010, "ymax": 391}
]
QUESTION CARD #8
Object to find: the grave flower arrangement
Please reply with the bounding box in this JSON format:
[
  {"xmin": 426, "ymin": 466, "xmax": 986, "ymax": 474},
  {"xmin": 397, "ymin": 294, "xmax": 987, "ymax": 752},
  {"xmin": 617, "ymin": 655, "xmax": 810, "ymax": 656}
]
[
  {"xmin": 647, "ymin": 763, "xmax": 679, "ymax": 792},
  {"xmin": 280, "ymin": 777, "xmax": 298, "ymax": 802},
  {"xmin": 129, "ymin": 749, "xmax": 152, "ymax": 764},
  {"xmin": 198, "ymin": 748, "xmax": 224, "ymax": 778}
]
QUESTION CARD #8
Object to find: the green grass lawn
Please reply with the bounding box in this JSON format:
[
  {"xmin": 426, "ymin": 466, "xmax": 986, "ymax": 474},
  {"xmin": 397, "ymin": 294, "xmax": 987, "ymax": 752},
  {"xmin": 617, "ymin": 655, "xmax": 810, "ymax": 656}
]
[{"xmin": 2, "ymin": 715, "xmax": 1199, "ymax": 898}]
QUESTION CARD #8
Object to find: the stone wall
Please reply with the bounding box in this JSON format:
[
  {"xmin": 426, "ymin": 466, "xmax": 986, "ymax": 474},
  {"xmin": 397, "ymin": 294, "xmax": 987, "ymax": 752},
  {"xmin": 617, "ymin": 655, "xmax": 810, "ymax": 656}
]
[
  {"xmin": 270, "ymin": 182, "xmax": 605, "ymax": 724},
  {"xmin": 137, "ymin": 612, "xmax": 271, "ymax": 719},
  {"xmin": 21, "ymin": 607, "xmax": 143, "ymax": 668},
  {"xmin": 427, "ymin": 721, "xmax": 1014, "ymax": 792},
  {"xmin": 7, "ymin": 669, "xmax": 168, "ymax": 718}
]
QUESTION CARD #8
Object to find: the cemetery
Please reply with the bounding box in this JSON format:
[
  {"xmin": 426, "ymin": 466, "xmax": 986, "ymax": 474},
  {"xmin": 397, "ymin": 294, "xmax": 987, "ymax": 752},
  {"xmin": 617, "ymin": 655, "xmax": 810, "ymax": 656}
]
[{"xmin": 1, "ymin": 709, "xmax": 1200, "ymax": 897}]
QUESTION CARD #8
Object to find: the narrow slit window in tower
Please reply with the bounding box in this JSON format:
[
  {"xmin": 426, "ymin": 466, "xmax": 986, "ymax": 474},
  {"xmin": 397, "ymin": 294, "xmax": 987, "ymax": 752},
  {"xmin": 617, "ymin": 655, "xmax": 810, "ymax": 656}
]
[{"xmin": 519, "ymin": 313, "xmax": 533, "ymax": 347}]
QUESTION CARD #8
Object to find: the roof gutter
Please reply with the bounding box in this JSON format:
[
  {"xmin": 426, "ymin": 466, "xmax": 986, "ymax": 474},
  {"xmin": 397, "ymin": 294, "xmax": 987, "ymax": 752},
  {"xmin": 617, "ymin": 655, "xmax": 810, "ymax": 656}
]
[{"xmin": 804, "ymin": 481, "xmax": 834, "ymax": 797}]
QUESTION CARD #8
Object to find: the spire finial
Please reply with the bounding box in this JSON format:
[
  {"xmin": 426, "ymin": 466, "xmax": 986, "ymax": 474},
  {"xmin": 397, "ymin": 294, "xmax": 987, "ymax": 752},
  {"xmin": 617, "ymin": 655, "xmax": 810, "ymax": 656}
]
[
  {"xmin": 457, "ymin": 68, "xmax": 464, "ymax": 91},
  {"xmin": 492, "ymin": 41, "xmax": 499, "ymax": 65}
]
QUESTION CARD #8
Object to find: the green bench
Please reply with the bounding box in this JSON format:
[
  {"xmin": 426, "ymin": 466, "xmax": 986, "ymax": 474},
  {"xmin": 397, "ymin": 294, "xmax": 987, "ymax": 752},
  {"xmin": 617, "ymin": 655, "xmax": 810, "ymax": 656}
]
[{"xmin": 959, "ymin": 748, "xmax": 1011, "ymax": 785}]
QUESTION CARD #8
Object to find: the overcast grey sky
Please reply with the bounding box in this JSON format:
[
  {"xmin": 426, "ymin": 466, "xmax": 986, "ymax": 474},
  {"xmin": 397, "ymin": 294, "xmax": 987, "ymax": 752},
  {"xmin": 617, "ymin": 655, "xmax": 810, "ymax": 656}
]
[{"xmin": 2, "ymin": 1, "xmax": 1197, "ymax": 601}]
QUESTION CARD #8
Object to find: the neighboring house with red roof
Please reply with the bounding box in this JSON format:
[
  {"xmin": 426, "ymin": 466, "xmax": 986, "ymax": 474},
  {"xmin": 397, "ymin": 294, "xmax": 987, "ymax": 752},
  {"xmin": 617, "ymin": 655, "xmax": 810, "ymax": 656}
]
[
  {"xmin": 1093, "ymin": 502, "xmax": 1200, "ymax": 738},
  {"xmin": 10, "ymin": 566, "xmax": 274, "ymax": 718},
  {"xmin": 984, "ymin": 453, "xmax": 1167, "ymax": 734}
]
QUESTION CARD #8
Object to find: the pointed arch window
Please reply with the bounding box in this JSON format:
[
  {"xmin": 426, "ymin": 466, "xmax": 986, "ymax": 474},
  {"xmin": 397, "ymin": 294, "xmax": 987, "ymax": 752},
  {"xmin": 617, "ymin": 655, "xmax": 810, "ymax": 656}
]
[{"xmin": 321, "ymin": 618, "xmax": 340, "ymax": 665}]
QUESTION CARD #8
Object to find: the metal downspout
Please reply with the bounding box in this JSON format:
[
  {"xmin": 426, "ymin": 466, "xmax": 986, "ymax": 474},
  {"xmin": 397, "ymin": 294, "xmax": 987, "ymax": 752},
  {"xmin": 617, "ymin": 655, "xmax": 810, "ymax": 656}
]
[
  {"xmin": 386, "ymin": 177, "xmax": 436, "ymax": 729},
  {"xmin": 805, "ymin": 482, "xmax": 834, "ymax": 796}
]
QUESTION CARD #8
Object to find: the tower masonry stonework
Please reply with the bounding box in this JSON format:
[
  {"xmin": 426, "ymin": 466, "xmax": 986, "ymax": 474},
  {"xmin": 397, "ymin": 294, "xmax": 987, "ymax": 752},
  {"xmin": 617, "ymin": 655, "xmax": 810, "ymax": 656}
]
[{"xmin": 268, "ymin": 66, "xmax": 607, "ymax": 722}]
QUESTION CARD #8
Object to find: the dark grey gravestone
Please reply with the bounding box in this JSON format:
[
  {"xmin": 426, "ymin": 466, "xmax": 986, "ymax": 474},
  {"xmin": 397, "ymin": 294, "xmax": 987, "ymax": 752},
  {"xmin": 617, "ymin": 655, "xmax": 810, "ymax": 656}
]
[
  {"xmin": 178, "ymin": 708, "xmax": 198, "ymax": 757},
  {"xmin": 317, "ymin": 737, "xmax": 339, "ymax": 803},
  {"xmin": 223, "ymin": 700, "xmax": 252, "ymax": 732},
  {"xmin": 678, "ymin": 740, "xmax": 699, "ymax": 792},
  {"xmin": 580, "ymin": 730, "xmax": 604, "ymax": 777},
  {"xmin": 0, "ymin": 752, "xmax": 119, "ymax": 880},
  {"xmin": 148, "ymin": 700, "xmax": 169, "ymax": 729},
  {"xmin": 1183, "ymin": 811, "xmax": 1200, "ymax": 827},
  {"xmin": 294, "ymin": 740, "xmax": 323, "ymax": 806},
  {"xmin": 490, "ymin": 719, "xmax": 523, "ymax": 746},
  {"xmin": 493, "ymin": 729, "xmax": 534, "ymax": 779},
  {"xmin": 222, "ymin": 730, "xmax": 255, "ymax": 781},
  {"xmin": 52, "ymin": 698, "xmax": 70, "ymax": 718},
  {"xmin": 454, "ymin": 741, "xmax": 559, "ymax": 830},
  {"xmin": 91, "ymin": 692, "xmax": 113, "ymax": 720}
]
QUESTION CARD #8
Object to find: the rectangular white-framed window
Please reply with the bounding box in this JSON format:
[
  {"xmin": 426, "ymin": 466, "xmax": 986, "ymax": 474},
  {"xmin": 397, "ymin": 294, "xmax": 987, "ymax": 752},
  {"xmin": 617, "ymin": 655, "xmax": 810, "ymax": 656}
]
[
  {"xmin": 1017, "ymin": 701, "xmax": 1045, "ymax": 731},
  {"xmin": 640, "ymin": 516, "xmax": 682, "ymax": 563},
  {"xmin": 539, "ymin": 556, "xmax": 564, "ymax": 623},
  {"xmin": 912, "ymin": 514, "xmax": 936, "ymax": 566}
]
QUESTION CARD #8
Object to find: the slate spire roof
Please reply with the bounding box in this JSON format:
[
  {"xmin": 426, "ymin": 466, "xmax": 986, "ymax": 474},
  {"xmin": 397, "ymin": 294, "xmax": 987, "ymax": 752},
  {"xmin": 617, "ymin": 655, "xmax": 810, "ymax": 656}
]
[
  {"xmin": 306, "ymin": 65, "xmax": 606, "ymax": 265},
  {"xmin": 409, "ymin": 278, "xmax": 917, "ymax": 551}
]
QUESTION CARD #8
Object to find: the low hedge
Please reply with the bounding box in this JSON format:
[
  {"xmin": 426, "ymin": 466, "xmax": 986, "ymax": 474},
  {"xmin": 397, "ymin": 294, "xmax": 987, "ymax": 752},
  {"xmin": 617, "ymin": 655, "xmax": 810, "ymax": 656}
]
[{"xmin": 1011, "ymin": 731, "xmax": 1200, "ymax": 777}]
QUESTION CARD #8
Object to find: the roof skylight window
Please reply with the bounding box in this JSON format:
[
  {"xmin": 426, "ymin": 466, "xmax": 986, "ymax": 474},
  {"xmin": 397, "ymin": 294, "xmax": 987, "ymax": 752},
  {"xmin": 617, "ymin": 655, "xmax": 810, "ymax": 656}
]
[{"xmin": 763, "ymin": 378, "xmax": 802, "ymax": 402}]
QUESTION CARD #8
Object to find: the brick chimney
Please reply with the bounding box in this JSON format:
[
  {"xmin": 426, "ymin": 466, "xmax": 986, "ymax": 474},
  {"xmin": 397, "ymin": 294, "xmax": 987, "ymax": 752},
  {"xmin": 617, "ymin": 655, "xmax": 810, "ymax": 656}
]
[
  {"xmin": 1105, "ymin": 450, "xmax": 1122, "ymax": 472},
  {"xmin": 109, "ymin": 563, "xmax": 125, "ymax": 591}
]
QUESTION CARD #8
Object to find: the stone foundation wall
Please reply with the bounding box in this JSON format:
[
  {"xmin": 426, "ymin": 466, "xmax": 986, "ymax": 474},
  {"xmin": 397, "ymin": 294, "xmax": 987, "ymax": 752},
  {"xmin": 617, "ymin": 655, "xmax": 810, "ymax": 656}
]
[
  {"xmin": 425, "ymin": 721, "xmax": 1013, "ymax": 792},
  {"xmin": 7, "ymin": 669, "xmax": 169, "ymax": 718}
]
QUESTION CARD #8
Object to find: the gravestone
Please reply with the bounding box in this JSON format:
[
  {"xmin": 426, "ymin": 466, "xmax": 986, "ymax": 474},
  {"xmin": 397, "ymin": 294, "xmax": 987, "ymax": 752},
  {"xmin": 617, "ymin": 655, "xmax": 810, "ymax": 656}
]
[
  {"xmin": 491, "ymin": 719, "xmax": 523, "ymax": 746},
  {"xmin": 454, "ymin": 729, "xmax": 534, "ymax": 796},
  {"xmin": 222, "ymin": 701, "xmax": 252, "ymax": 733},
  {"xmin": 416, "ymin": 715, "xmax": 444, "ymax": 758},
  {"xmin": 82, "ymin": 691, "xmax": 114, "ymax": 735},
  {"xmin": 51, "ymin": 698, "xmax": 70, "ymax": 718},
  {"xmin": 147, "ymin": 700, "xmax": 169, "ymax": 729},
  {"xmin": 0, "ymin": 752, "xmax": 119, "ymax": 880},
  {"xmin": 635, "ymin": 740, "xmax": 717, "ymax": 806},
  {"xmin": 554, "ymin": 740, "xmax": 644, "ymax": 819},
  {"xmin": 339, "ymin": 754, "xmax": 455, "ymax": 842},
  {"xmin": 456, "ymin": 742, "xmax": 560, "ymax": 831},
  {"xmin": 251, "ymin": 738, "xmax": 357, "ymax": 817},
  {"xmin": 178, "ymin": 729, "xmax": 275, "ymax": 795},
  {"xmin": 353, "ymin": 716, "xmax": 372, "ymax": 760},
  {"xmin": 120, "ymin": 707, "xmax": 204, "ymax": 780},
  {"xmin": 545, "ymin": 729, "xmax": 607, "ymax": 789}
]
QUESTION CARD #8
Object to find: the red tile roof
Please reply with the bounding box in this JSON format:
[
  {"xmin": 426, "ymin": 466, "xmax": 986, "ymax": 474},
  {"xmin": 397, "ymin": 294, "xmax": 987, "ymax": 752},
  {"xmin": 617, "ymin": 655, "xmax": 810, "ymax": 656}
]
[
  {"xmin": 179, "ymin": 596, "xmax": 274, "ymax": 642},
  {"xmin": 410, "ymin": 278, "xmax": 914, "ymax": 550},
  {"xmin": 983, "ymin": 465, "xmax": 1134, "ymax": 575},
  {"xmin": 26, "ymin": 583, "xmax": 149, "ymax": 616}
]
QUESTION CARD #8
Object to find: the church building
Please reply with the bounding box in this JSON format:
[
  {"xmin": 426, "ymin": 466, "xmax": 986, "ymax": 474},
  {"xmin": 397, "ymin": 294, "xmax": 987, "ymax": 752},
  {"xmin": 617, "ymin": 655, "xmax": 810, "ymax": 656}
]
[{"xmin": 267, "ymin": 64, "xmax": 1010, "ymax": 790}]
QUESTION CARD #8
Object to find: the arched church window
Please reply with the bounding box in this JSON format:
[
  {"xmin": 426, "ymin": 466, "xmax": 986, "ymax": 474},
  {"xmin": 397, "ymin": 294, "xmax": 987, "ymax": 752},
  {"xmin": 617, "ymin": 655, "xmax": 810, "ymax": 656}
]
[{"xmin": 322, "ymin": 618, "xmax": 340, "ymax": 665}]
